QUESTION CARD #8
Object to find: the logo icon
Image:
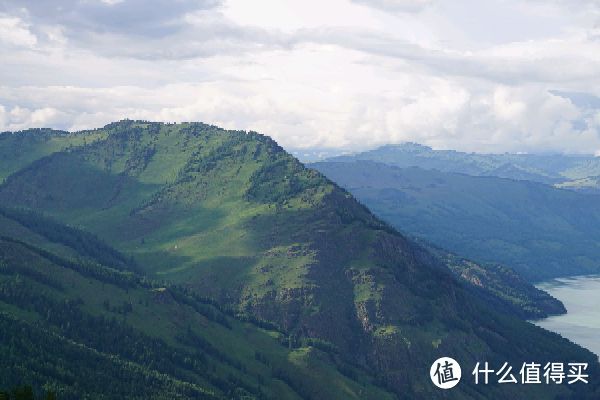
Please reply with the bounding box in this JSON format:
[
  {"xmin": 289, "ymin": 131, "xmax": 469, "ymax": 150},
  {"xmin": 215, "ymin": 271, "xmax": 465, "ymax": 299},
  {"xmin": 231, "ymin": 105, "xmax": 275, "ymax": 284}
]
[{"xmin": 430, "ymin": 357, "xmax": 461, "ymax": 389}]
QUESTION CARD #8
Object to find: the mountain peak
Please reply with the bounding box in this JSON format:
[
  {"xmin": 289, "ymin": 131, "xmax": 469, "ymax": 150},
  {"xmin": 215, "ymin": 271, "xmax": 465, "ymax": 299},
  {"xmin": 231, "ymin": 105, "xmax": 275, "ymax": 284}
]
[
  {"xmin": 0, "ymin": 122, "xmax": 598, "ymax": 399},
  {"xmin": 381, "ymin": 142, "xmax": 433, "ymax": 153}
]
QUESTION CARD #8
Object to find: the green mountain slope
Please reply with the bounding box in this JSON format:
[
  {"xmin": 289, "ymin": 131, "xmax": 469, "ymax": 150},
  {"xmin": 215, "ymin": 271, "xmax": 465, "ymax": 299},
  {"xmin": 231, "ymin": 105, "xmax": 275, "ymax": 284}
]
[
  {"xmin": 0, "ymin": 121, "xmax": 598, "ymax": 399},
  {"xmin": 0, "ymin": 207, "xmax": 395, "ymax": 400},
  {"xmin": 0, "ymin": 128, "xmax": 106, "ymax": 183},
  {"xmin": 312, "ymin": 160, "xmax": 600, "ymax": 281},
  {"xmin": 326, "ymin": 142, "xmax": 600, "ymax": 189}
]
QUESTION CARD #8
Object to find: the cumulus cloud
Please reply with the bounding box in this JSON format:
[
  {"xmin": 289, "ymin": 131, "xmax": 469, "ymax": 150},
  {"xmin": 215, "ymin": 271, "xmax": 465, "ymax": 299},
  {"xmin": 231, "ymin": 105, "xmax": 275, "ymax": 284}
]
[
  {"xmin": 0, "ymin": 0, "xmax": 286, "ymax": 60},
  {"xmin": 0, "ymin": 14, "xmax": 37, "ymax": 48},
  {"xmin": 2, "ymin": 79, "xmax": 596, "ymax": 154},
  {"xmin": 1, "ymin": 0, "xmax": 600, "ymax": 155}
]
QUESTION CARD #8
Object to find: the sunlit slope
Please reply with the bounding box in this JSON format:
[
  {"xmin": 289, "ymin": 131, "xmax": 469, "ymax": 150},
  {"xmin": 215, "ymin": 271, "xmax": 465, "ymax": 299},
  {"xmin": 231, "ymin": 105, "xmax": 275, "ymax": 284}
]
[
  {"xmin": 0, "ymin": 128, "xmax": 107, "ymax": 183},
  {"xmin": 0, "ymin": 208, "xmax": 395, "ymax": 400},
  {"xmin": 1, "ymin": 121, "xmax": 598, "ymax": 399}
]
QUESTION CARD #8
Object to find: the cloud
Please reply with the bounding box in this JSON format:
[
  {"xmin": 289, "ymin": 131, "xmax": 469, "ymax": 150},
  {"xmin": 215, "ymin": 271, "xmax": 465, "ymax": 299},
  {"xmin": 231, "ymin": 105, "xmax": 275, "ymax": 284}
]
[
  {"xmin": 1, "ymin": 0, "xmax": 221, "ymax": 38},
  {"xmin": 350, "ymin": 0, "xmax": 433, "ymax": 13},
  {"xmin": 0, "ymin": 102, "xmax": 67, "ymax": 133},
  {"xmin": 551, "ymin": 91, "xmax": 600, "ymax": 109},
  {"xmin": 2, "ymin": 77, "xmax": 598, "ymax": 155},
  {"xmin": 295, "ymin": 27, "xmax": 600, "ymax": 85},
  {"xmin": 1, "ymin": 0, "xmax": 600, "ymax": 155},
  {"xmin": 0, "ymin": 0, "xmax": 268, "ymax": 60},
  {"xmin": 0, "ymin": 14, "xmax": 37, "ymax": 48}
]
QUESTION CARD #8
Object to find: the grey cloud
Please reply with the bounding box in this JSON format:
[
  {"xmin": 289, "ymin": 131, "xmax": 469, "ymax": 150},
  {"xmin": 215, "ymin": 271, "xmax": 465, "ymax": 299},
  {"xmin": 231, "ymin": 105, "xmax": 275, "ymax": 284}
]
[
  {"xmin": 4, "ymin": 0, "xmax": 595, "ymax": 87},
  {"xmin": 294, "ymin": 27, "xmax": 600, "ymax": 85},
  {"xmin": 0, "ymin": 0, "xmax": 294, "ymax": 60},
  {"xmin": 79, "ymin": 20, "xmax": 290, "ymax": 60},
  {"xmin": 1, "ymin": 0, "xmax": 221, "ymax": 38},
  {"xmin": 1, "ymin": 0, "xmax": 600, "ymax": 154},
  {"xmin": 3, "ymin": 0, "xmax": 597, "ymax": 86}
]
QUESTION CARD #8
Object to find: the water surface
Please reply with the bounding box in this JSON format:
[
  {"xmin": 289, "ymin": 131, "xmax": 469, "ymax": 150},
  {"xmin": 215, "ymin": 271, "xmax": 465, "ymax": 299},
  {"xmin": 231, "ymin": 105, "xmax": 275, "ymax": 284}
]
[{"xmin": 534, "ymin": 275, "xmax": 600, "ymax": 357}]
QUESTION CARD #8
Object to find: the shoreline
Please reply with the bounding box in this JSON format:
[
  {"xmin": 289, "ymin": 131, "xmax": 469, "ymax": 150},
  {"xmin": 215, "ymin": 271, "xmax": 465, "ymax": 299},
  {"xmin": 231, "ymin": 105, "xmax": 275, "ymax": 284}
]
[{"xmin": 532, "ymin": 274, "xmax": 600, "ymax": 358}]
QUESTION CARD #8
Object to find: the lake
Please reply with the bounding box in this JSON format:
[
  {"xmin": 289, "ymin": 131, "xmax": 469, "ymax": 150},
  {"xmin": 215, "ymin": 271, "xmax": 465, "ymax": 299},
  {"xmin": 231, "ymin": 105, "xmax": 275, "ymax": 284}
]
[{"xmin": 533, "ymin": 275, "xmax": 600, "ymax": 358}]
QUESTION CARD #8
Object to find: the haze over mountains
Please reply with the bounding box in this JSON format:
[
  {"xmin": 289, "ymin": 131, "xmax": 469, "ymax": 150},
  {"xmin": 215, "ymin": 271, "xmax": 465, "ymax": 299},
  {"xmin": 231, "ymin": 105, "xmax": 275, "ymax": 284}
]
[
  {"xmin": 313, "ymin": 160, "xmax": 600, "ymax": 281},
  {"xmin": 325, "ymin": 143, "xmax": 600, "ymax": 192},
  {"xmin": 1, "ymin": 121, "xmax": 598, "ymax": 399},
  {"xmin": 313, "ymin": 142, "xmax": 600, "ymax": 282}
]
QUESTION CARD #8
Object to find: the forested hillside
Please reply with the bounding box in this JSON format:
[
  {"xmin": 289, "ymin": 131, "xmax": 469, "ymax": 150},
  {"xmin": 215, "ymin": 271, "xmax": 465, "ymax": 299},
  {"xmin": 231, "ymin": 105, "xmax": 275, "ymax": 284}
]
[
  {"xmin": 0, "ymin": 208, "xmax": 396, "ymax": 400},
  {"xmin": 313, "ymin": 160, "xmax": 600, "ymax": 281},
  {"xmin": 0, "ymin": 121, "xmax": 598, "ymax": 399}
]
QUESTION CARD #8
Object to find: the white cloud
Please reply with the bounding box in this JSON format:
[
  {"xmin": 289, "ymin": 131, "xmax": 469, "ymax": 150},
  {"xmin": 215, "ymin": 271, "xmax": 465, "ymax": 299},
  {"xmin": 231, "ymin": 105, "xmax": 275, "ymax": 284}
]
[
  {"xmin": 0, "ymin": 14, "xmax": 37, "ymax": 48},
  {"xmin": 0, "ymin": 105, "xmax": 63, "ymax": 132},
  {"xmin": 1, "ymin": 0, "xmax": 600, "ymax": 155},
  {"xmin": 351, "ymin": 0, "xmax": 434, "ymax": 13}
]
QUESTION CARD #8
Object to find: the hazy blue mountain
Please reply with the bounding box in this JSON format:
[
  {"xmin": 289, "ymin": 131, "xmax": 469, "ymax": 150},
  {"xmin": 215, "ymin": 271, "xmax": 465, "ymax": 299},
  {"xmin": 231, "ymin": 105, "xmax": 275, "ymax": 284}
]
[
  {"xmin": 288, "ymin": 147, "xmax": 347, "ymax": 163},
  {"xmin": 312, "ymin": 160, "xmax": 600, "ymax": 281},
  {"xmin": 556, "ymin": 175, "xmax": 600, "ymax": 193},
  {"xmin": 325, "ymin": 142, "xmax": 600, "ymax": 191}
]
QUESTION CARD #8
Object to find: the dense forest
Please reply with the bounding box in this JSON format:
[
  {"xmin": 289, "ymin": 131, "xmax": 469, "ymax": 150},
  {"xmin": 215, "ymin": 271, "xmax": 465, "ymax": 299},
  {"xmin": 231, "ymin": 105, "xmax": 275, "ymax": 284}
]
[
  {"xmin": 0, "ymin": 206, "xmax": 395, "ymax": 400},
  {"xmin": 313, "ymin": 160, "xmax": 600, "ymax": 280}
]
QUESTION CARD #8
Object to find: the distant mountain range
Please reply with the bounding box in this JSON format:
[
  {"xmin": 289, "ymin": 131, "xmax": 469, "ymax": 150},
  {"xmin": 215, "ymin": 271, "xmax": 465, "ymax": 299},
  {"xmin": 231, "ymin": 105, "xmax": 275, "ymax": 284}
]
[
  {"xmin": 312, "ymin": 160, "xmax": 600, "ymax": 281},
  {"xmin": 288, "ymin": 148, "xmax": 346, "ymax": 163},
  {"xmin": 1, "ymin": 121, "xmax": 597, "ymax": 399},
  {"xmin": 325, "ymin": 142, "xmax": 600, "ymax": 192}
]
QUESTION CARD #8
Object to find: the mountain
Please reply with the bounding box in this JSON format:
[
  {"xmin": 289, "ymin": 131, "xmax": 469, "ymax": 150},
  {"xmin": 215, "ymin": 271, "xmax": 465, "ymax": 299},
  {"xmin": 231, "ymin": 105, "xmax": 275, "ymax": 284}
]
[
  {"xmin": 311, "ymin": 160, "xmax": 600, "ymax": 281},
  {"xmin": 0, "ymin": 207, "xmax": 395, "ymax": 400},
  {"xmin": 416, "ymin": 240, "xmax": 566, "ymax": 319},
  {"xmin": 325, "ymin": 142, "xmax": 600, "ymax": 190},
  {"xmin": 0, "ymin": 128, "xmax": 106, "ymax": 183},
  {"xmin": 556, "ymin": 175, "xmax": 600, "ymax": 193},
  {"xmin": 288, "ymin": 148, "xmax": 347, "ymax": 163},
  {"xmin": 0, "ymin": 120, "xmax": 598, "ymax": 399}
]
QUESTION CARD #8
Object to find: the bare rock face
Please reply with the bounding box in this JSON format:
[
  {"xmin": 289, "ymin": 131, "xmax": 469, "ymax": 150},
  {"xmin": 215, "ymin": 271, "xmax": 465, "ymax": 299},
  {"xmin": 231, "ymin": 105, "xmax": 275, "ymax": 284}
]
[{"xmin": 151, "ymin": 287, "xmax": 174, "ymax": 304}]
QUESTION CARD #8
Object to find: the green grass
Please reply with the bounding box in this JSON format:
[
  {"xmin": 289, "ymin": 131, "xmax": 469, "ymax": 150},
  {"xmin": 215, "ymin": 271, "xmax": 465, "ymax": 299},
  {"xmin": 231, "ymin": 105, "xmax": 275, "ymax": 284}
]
[
  {"xmin": 0, "ymin": 211, "xmax": 396, "ymax": 400},
  {"xmin": 0, "ymin": 128, "xmax": 107, "ymax": 183}
]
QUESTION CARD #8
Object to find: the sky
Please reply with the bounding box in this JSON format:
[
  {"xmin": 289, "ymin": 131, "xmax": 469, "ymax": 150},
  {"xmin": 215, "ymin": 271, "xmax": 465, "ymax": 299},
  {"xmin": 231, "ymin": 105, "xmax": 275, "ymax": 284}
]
[{"xmin": 1, "ymin": 0, "xmax": 600, "ymax": 154}]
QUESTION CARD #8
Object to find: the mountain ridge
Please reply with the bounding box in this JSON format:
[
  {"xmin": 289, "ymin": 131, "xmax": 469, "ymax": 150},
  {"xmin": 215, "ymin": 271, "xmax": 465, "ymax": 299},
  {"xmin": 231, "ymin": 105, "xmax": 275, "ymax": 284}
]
[
  {"xmin": 0, "ymin": 121, "xmax": 598, "ymax": 399},
  {"xmin": 324, "ymin": 142, "xmax": 600, "ymax": 191},
  {"xmin": 0, "ymin": 206, "xmax": 397, "ymax": 400},
  {"xmin": 312, "ymin": 159, "xmax": 600, "ymax": 281}
]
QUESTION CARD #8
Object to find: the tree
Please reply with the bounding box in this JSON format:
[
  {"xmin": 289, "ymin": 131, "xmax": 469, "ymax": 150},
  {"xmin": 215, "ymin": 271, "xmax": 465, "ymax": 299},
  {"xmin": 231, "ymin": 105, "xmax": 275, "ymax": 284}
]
[{"xmin": 12, "ymin": 386, "xmax": 34, "ymax": 400}]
